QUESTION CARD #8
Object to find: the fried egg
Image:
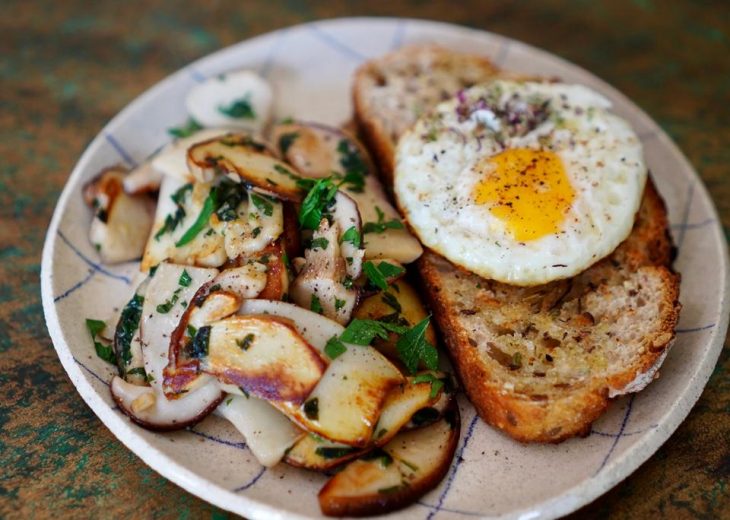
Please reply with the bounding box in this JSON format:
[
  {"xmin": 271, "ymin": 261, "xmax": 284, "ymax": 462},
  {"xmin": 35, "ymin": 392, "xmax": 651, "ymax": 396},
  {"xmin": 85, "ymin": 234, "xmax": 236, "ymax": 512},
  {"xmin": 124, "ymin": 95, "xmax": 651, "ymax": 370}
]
[{"xmin": 394, "ymin": 80, "xmax": 647, "ymax": 285}]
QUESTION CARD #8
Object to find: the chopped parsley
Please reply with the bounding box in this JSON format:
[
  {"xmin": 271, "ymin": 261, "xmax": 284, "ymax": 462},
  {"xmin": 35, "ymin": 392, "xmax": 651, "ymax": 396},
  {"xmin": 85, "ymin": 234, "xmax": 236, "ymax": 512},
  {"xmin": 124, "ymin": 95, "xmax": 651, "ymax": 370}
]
[
  {"xmin": 168, "ymin": 118, "xmax": 202, "ymax": 138},
  {"xmin": 315, "ymin": 446, "xmax": 357, "ymax": 459},
  {"xmin": 412, "ymin": 373, "xmax": 445, "ymax": 399},
  {"xmin": 176, "ymin": 187, "xmax": 218, "ymax": 247},
  {"xmin": 179, "ymin": 270, "xmax": 192, "ymax": 287},
  {"xmin": 250, "ymin": 192, "xmax": 274, "ymax": 217},
  {"xmin": 114, "ymin": 293, "xmax": 144, "ymax": 369},
  {"xmin": 309, "ymin": 237, "xmax": 329, "ymax": 250},
  {"xmin": 218, "ymin": 96, "xmax": 255, "ymax": 119},
  {"xmin": 156, "ymin": 288, "xmax": 182, "ymax": 313},
  {"xmin": 363, "ymin": 206, "xmax": 404, "ymax": 234},
  {"xmin": 188, "ymin": 325, "xmax": 211, "ymax": 359},
  {"xmin": 155, "ymin": 183, "xmax": 192, "ymax": 240},
  {"xmin": 125, "ymin": 367, "xmax": 147, "ymax": 379},
  {"xmin": 396, "ymin": 316, "xmax": 438, "ymax": 374},
  {"xmin": 337, "ymin": 139, "xmax": 368, "ymax": 179},
  {"xmin": 303, "ymin": 397, "xmax": 319, "ymax": 420},
  {"xmin": 340, "ymin": 226, "xmax": 361, "ymax": 247},
  {"xmin": 278, "ymin": 132, "xmax": 299, "ymax": 155},
  {"xmin": 86, "ymin": 318, "xmax": 116, "ymax": 365},
  {"xmin": 298, "ymin": 178, "xmax": 338, "ymax": 230},
  {"xmin": 363, "ymin": 260, "xmax": 405, "ymax": 291},
  {"xmin": 324, "ymin": 336, "xmax": 347, "ymax": 359},
  {"xmin": 310, "ymin": 294, "xmax": 323, "ymax": 314},
  {"xmin": 334, "ymin": 297, "xmax": 346, "ymax": 312},
  {"xmin": 236, "ymin": 333, "xmax": 255, "ymax": 351},
  {"xmin": 381, "ymin": 292, "xmax": 402, "ymax": 313}
]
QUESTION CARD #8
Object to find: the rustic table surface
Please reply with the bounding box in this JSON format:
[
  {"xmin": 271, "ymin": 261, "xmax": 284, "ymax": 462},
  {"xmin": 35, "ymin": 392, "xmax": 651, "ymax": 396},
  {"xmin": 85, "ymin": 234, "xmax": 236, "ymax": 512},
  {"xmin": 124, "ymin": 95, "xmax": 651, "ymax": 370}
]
[{"xmin": 2, "ymin": 0, "xmax": 728, "ymax": 518}]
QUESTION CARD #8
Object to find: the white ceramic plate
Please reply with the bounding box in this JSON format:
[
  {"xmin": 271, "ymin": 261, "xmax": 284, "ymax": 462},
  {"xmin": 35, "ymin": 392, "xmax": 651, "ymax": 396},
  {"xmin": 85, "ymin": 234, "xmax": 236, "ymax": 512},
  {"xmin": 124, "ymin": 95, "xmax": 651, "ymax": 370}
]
[{"xmin": 41, "ymin": 17, "xmax": 729, "ymax": 520}]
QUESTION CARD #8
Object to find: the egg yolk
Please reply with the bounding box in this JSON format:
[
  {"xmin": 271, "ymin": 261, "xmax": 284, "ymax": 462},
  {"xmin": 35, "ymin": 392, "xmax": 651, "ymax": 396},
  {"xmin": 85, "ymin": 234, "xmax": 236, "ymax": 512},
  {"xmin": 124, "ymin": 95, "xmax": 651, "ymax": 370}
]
[{"xmin": 474, "ymin": 148, "xmax": 575, "ymax": 242}]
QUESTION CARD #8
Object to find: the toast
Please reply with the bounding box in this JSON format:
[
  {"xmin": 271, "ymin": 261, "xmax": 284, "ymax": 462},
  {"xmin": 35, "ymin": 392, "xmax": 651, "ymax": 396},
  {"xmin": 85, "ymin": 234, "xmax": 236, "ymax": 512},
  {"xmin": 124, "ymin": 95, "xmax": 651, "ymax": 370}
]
[{"xmin": 353, "ymin": 46, "xmax": 681, "ymax": 442}]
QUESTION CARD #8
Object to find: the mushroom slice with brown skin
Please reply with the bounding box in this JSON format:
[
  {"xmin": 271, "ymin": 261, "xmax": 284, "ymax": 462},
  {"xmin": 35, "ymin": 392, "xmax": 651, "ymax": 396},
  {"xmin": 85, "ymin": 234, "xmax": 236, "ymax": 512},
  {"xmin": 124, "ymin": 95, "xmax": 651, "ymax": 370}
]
[
  {"xmin": 151, "ymin": 128, "xmax": 231, "ymax": 183},
  {"xmin": 318, "ymin": 403, "xmax": 461, "ymax": 517},
  {"xmin": 123, "ymin": 161, "xmax": 163, "ymax": 195},
  {"xmin": 110, "ymin": 375, "xmax": 223, "ymax": 432},
  {"xmin": 270, "ymin": 121, "xmax": 422, "ymax": 263},
  {"xmin": 187, "ymin": 134, "xmax": 308, "ymax": 201},
  {"xmin": 192, "ymin": 315, "xmax": 326, "ymax": 402},
  {"xmin": 224, "ymin": 239, "xmax": 289, "ymax": 301},
  {"xmin": 215, "ymin": 395, "xmax": 304, "ymax": 467},
  {"xmin": 291, "ymin": 219, "xmax": 359, "ymax": 325},
  {"xmin": 141, "ymin": 263, "xmax": 219, "ymax": 393},
  {"xmin": 284, "ymin": 373, "xmax": 443, "ymax": 471},
  {"xmin": 84, "ymin": 167, "xmax": 155, "ymax": 264},
  {"xmin": 212, "ymin": 264, "xmax": 268, "ymax": 300}
]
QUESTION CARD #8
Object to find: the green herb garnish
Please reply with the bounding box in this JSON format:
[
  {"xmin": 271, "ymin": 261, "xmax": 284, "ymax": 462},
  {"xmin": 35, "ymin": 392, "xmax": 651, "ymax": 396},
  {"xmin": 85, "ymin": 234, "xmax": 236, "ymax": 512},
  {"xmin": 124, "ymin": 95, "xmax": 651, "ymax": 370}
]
[
  {"xmin": 303, "ymin": 398, "xmax": 319, "ymax": 420},
  {"xmin": 168, "ymin": 118, "xmax": 202, "ymax": 138},
  {"xmin": 324, "ymin": 336, "xmax": 347, "ymax": 360},
  {"xmin": 363, "ymin": 261, "xmax": 405, "ymax": 291},
  {"xmin": 309, "ymin": 237, "xmax": 329, "ymax": 250},
  {"xmin": 363, "ymin": 206, "xmax": 404, "ymax": 234},
  {"xmin": 155, "ymin": 183, "xmax": 192, "ymax": 240},
  {"xmin": 278, "ymin": 132, "xmax": 299, "ymax": 155},
  {"xmin": 189, "ymin": 326, "xmax": 211, "ymax": 359},
  {"xmin": 218, "ymin": 96, "xmax": 255, "ymax": 119},
  {"xmin": 340, "ymin": 226, "xmax": 361, "ymax": 247},
  {"xmin": 176, "ymin": 188, "xmax": 217, "ymax": 247},
  {"xmin": 412, "ymin": 373, "xmax": 445, "ymax": 399},
  {"xmin": 236, "ymin": 333, "xmax": 255, "ymax": 351},
  {"xmin": 310, "ymin": 294, "xmax": 323, "ymax": 314},
  {"xmin": 396, "ymin": 317, "xmax": 438, "ymax": 374},
  {"xmin": 114, "ymin": 293, "xmax": 144, "ymax": 369},
  {"xmin": 250, "ymin": 192, "xmax": 274, "ymax": 217},
  {"xmin": 298, "ymin": 178, "xmax": 338, "ymax": 230},
  {"xmin": 179, "ymin": 270, "xmax": 192, "ymax": 287},
  {"xmin": 315, "ymin": 446, "xmax": 357, "ymax": 459},
  {"xmin": 86, "ymin": 318, "xmax": 116, "ymax": 365}
]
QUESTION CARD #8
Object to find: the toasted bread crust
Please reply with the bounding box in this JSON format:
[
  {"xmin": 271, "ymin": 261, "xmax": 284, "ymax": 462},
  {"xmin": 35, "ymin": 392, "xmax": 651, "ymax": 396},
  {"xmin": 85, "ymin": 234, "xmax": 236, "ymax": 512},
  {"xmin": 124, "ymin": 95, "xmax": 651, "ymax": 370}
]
[{"xmin": 417, "ymin": 181, "xmax": 681, "ymax": 442}]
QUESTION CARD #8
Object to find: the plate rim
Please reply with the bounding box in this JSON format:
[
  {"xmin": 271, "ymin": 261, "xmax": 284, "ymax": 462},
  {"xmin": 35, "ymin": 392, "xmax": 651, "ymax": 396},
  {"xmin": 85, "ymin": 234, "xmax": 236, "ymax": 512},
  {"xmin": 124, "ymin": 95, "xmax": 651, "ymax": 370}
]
[{"xmin": 41, "ymin": 16, "xmax": 730, "ymax": 520}]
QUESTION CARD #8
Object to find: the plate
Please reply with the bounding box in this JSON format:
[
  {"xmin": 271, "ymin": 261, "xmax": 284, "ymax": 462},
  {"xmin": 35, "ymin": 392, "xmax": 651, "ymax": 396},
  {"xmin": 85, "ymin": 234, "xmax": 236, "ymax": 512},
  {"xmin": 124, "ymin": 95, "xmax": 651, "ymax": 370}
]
[{"xmin": 41, "ymin": 17, "xmax": 729, "ymax": 520}]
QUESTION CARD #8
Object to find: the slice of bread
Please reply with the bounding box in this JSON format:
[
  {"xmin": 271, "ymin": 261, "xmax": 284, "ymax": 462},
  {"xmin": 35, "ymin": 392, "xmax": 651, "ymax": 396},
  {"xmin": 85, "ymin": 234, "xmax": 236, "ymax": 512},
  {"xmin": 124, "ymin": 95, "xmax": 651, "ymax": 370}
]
[
  {"xmin": 353, "ymin": 46, "xmax": 681, "ymax": 442},
  {"xmin": 353, "ymin": 45, "xmax": 499, "ymax": 187}
]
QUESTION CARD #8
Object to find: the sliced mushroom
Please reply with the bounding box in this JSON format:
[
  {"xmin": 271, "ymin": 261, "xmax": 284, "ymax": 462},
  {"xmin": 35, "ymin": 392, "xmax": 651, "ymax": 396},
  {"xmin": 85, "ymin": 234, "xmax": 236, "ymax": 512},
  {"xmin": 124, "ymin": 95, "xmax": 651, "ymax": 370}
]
[
  {"xmin": 113, "ymin": 278, "xmax": 149, "ymax": 384},
  {"xmin": 284, "ymin": 374, "xmax": 443, "ymax": 471},
  {"xmin": 141, "ymin": 176, "xmax": 227, "ymax": 272},
  {"xmin": 123, "ymin": 161, "xmax": 163, "ymax": 195},
  {"xmin": 185, "ymin": 70, "xmax": 273, "ymax": 133},
  {"xmin": 318, "ymin": 404, "xmax": 460, "ymax": 517},
  {"xmin": 199, "ymin": 315, "xmax": 326, "ymax": 403},
  {"xmin": 110, "ymin": 375, "xmax": 223, "ymax": 431},
  {"xmin": 291, "ymin": 219, "xmax": 359, "ymax": 325},
  {"xmin": 151, "ymin": 128, "xmax": 230, "ymax": 182},
  {"xmin": 369, "ymin": 374, "xmax": 444, "ymax": 446},
  {"xmin": 187, "ymin": 134, "xmax": 307, "ymax": 201},
  {"xmin": 140, "ymin": 263, "xmax": 219, "ymax": 393},
  {"xmin": 163, "ymin": 281, "xmax": 242, "ymax": 397},
  {"xmin": 353, "ymin": 279, "xmax": 437, "ymax": 361},
  {"xmin": 214, "ymin": 394, "xmax": 304, "ymax": 467},
  {"xmin": 237, "ymin": 299, "xmax": 345, "ymax": 354},
  {"xmin": 285, "ymin": 434, "xmax": 362, "ymax": 471},
  {"xmin": 225, "ymin": 239, "xmax": 289, "ymax": 301},
  {"xmin": 331, "ymin": 191, "xmax": 365, "ymax": 280},
  {"xmin": 212, "ymin": 264, "xmax": 268, "ymax": 300},
  {"xmin": 85, "ymin": 167, "xmax": 155, "ymax": 264},
  {"xmin": 222, "ymin": 189, "xmax": 283, "ymax": 259},
  {"xmin": 275, "ymin": 345, "xmax": 404, "ymax": 447},
  {"xmin": 269, "ymin": 121, "xmax": 422, "ymax": 263}
]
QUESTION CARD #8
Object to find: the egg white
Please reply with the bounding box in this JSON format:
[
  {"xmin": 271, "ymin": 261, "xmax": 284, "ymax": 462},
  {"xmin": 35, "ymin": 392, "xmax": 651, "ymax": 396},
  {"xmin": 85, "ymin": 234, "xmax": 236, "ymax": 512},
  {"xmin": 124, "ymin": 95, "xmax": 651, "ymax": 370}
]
[{"xmin": 394, "ymin": 80, "xmax": 647, "ymax": 285}]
